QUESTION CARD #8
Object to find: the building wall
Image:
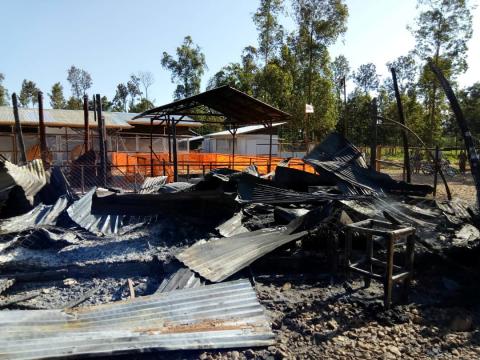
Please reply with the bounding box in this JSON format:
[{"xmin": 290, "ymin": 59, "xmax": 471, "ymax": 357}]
[{"xmin": 201, "ymin": 135, "xmax": 279, "ymax": 156}]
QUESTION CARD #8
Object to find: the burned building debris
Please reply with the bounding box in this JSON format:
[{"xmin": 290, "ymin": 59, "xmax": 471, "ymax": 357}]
[{"xmin": 0, "ymin": 127, "xmax": 479, "ymax": 359}]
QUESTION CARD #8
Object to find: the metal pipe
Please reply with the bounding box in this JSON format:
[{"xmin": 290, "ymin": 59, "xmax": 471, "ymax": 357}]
[
  {"xmin": 268, "ymin": 121, "xmax": 273, "ymax": 173},
  {"xmin": 37, "ymin": 91, "xmax": 48, "ymax": 166},
  {"xmin": 11, "ymin": 93, "xmax": 27, "ymax": 163},
  {"xmin": 172, "ymin": 119, "xmax": 178, "ymax": 182},
  {"xmin": 83, "ymin": 95, "xmax": 89, "ymax": 152},
  {"xmin": 150, "ymin": 118, "xmax": 154, "ymax": 176}
]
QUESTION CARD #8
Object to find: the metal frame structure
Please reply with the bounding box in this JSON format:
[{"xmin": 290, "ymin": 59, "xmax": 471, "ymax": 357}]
[{"xmin": 132, "ymin": 86, "xmax": 291, "ymax": 180}]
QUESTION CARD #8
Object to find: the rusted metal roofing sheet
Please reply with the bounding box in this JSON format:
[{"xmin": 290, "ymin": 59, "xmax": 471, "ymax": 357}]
[
  {"xmin": 177, "ymin": 227, "xmax": 308, "ymax": 282},
  {"xmin": 0, "ymin": 279, "xmax": 274, "ymax": 359},
  {"xmin": 67, "ymin": 188, "xmax": 149, "ymax": 236},
  {"xmin": 0, "ymin": 196, "xmax": 68, "ymax": 236}
]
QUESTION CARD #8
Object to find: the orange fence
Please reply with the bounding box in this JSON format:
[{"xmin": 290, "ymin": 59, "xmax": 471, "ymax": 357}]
[{"xmin": 111, "ymin": 152, "xmax": 315, "ymax": 182}]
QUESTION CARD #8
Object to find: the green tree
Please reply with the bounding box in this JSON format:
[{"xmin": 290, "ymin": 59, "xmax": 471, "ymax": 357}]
[
  {"xmin": 0, "ymin": 73, "xmax": 9, "ymax": 106},
  {"xmin": 207, "ymin": 46, "xmax": 260, "ymax": 95},
  {"xmin": 353, "ymin": 63, "xmax": 379, "ymax": 95},
  {"xmin": 293, "ymin": 0, "xmax": 348, "ymax": 102},
  {"xmin": 19, "ymin": 79, "xmax": 39, "ymax": 107},
  {"xmin": 331, "ymin": 55, "xmax": 350, "ymax": 96},
  {"xmin": 67, "ymin": 65, "xmax": 93, "ymax": 98},
  {"xmin": 129, "ymin": 98, "xmax": 155, "ymax": 113},
  {"xmin": 409, "ymin": 0, "xmax": 473, "ymax": 145},
  {"xmin": 65, "ymin": 96, "xmax": 82, "ymax": 110},
  {"xmin": 292, "ymin": 0, "xmax": 348, "ymax": 139},
  {"xmin": 459, "ymin": 82, "xmax": 480, "ymax": 137},
  {"xmin": 253, "ymin": 0, "xmax": 284, "ymax": 68},
  {"xmin": 112, "ymin": 83, "xmax": 128, "ymax": 112},
  {"xmin": 48, "ymin": 82, "xmax": 66, "ymax": 109},
  {"xmin": 161, "ymin": 36, "xmax": 207, "ymax": 99},
  {"xmin": 127, "ymin": 74, "xmax": 142, "ymax": 110}
]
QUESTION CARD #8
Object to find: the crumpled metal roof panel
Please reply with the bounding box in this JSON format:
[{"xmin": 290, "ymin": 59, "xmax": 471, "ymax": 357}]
[
  {"xmin": 177, "ymin": 228, "xmax": 307, "ymax": 282},
  {"xmin": 0, "ymin": 279, "xmax": 274, "ymax": 359},
  {"xmin": 0, "ymin": 159, "xmax": 47, "ymax": 201},
  {"xmin": 0, "ymin": 196, "xmax": 68, "ymax": 235},
  {"xmin": 66, "ymin": 188, "xmax": 150, "ymax": 236}
]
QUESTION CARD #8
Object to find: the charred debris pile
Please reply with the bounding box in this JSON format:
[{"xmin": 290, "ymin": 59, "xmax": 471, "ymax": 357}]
[{"xmin": 0, "ymin": 133, "xmax": 479, "ymax": 359}]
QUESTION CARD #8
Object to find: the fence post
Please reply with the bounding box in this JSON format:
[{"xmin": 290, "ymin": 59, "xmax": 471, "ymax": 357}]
[
  {"xmin": 187, "ymin": 164, "xmax": 190, "ymax": 180},
  {"xmin": 162, "ymin": 159, "xmax": 166, "ymax": 176},
  {"xmin": 134, "ymin": 164, "xmax": 137, "ymax": 193},
  {"xmin": 202, "ymin": 164, "xmax": 205, "ymax": 176},
  {"xmin": 81, "ymin": 165, "xmax": 85, "ymax": 194},
  {"xmin": 433, "ymin": 145, "xmax": 439, "ymax": 197},
  {"xmin": 210, "ymin": 162, "xmax": 213, "ymax": 171}
]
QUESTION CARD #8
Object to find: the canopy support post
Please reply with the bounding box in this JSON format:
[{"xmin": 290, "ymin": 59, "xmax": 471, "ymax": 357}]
[
  {"xmin": 267, "ymin": 120, "xmax": 273, "ymax": 173},
  {"xmin": 172, "ymin": 118, "xmax": 178, "ymax": 182},
  {"xmin": 83, "ymin": 95, "xmax": 89, "ymax": 152},
  {"xmin": 228, "ymin": 122, "xmax": 237, "ymax": 170},
  {"xmin": 150, "ymin": 118, "xmax": 154, "ymax": 176},
  {"xmin": 38, "ymin": 91, "xmax": 48, "ymax": 167}
]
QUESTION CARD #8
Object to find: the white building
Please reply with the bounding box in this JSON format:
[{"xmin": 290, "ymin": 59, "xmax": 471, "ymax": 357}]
[{"xmin": 188, "ymin": 123, "xmax": 285, "ymax": 156}]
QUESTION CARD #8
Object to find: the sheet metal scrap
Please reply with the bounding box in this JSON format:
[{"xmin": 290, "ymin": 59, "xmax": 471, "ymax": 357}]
[
  {"xmin": 0, "ymin": 196, "xmax": 69, "ymax": 235},
  {"xmin": 0, "ymin": 279, "xmax": 274, "ymax": 359},
  {"xmin": 0, "ymin": 159, "xmax": 47, "ymax": 204},
  {"xmin": 91, "ymin": 189, "xmax": 237, "ymax": 226},
  {"xmin": 156, "ymin": 267, "xmax": 203, "ymax": 293},
  {"xmin": 236, "ymin": 174, "xmax": 359, "ymax": 204},
  {"xmin": 215, "ymin": 212, "xmax": 249, "ymax": 237},
  {"xmin": 177, "ymin": 227, "xmax": 308, "ymax": 282},
  {"xmin": 139, "ymin": 176, "xmax": 168, "ymax": 194},
  {"xmin": 67, "ymin": 188, "xmax": 149, "ymax": 236}
]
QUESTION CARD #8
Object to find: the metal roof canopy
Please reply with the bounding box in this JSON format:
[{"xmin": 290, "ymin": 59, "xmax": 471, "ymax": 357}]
[
  {"xmin": 132, "ymin": 86, "xmax": 291, "ymax": 181},
  {"xmin": 132, "ymin": 85, "xmax": 291, "ymax": 125}
]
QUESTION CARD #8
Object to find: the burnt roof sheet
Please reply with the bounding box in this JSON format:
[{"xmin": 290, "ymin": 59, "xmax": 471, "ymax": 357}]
[
  {"xmin": 177, "ymin": 227, "xmax": 307, "ymax": 282},
  {"xmin": 0, "ymin": 279, "xmax": 274, "ymax": 359},
  {"xmin": 133, "ymin": 85, "xmax": 290, "ymax": 125}
]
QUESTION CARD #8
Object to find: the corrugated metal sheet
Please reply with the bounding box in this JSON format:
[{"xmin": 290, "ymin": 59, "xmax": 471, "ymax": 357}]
[
  {"xmin": 0, "ymin": 106, "xmax": 132, "ymax": 129},
  {"xmin": 156, "ymin": 267, "xmax": 203, "ymax": 293},
  {"xmin": 215, "ymin": 212, "xmax": 248, "ymax": 237},
  {"xmin": 0, "ymin": 106, "xmax": 200, "ymax": 129},
  {"xmin": 0, "ymin": 159, "xmax": 47, "ymax": 203},
  {"xmin": 139, "ymin": 176, "xmax": 168, "ymax": 194},
  {"xmin": 177, "ymin": 228, "xmax": 308, "ymax": 282},
  {"xmin": 0, "ymin": 279, "xmax": 274, "ymax": 359},
  {"xmin": 0, "ymin": 196, "xmax": 68, "ymax": 236},
  {"xmin": 67, "ymin": 188, "xmax": 150, "ymax": 236}
]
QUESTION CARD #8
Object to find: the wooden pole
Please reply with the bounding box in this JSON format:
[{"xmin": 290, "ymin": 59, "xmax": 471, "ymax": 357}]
[
  {"xmin": 433, "ymin": 145, "xmax": 439, "ymax": 197},
  {"xmin": 391, "ymin": 68, "xmax": 411, "ymax": 183},
  {"xmin": 370, "ymin": 98, "xmax": 378, "ymax": 169},
  {"xmin": 429, "ymin": 61, "xmax": 478, "ymax": 205},
  {"xmin": 96, "ymin": 94, "xmax": 107, "ymax": 187},
  {"xmin": 37, "ymin": 91, "xmax": 48, "ymax": 166},
  {"xmin": 83, "ymin": 95, "xmax": 89, "ymax": 152},
  {"xmin": 11, "ymin": 93, "xmax": 27, "ymax": 164}
]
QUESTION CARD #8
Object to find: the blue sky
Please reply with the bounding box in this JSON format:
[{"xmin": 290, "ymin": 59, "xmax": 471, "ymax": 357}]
[{"xmin": 1, "ymin": 0, "xmax": 479, "ymax": 108}]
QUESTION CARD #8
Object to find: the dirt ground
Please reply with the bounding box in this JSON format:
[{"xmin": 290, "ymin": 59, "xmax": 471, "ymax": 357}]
[{"xmin": 387, "ymin": 169, "xmax": 477, "ymax": 204}]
